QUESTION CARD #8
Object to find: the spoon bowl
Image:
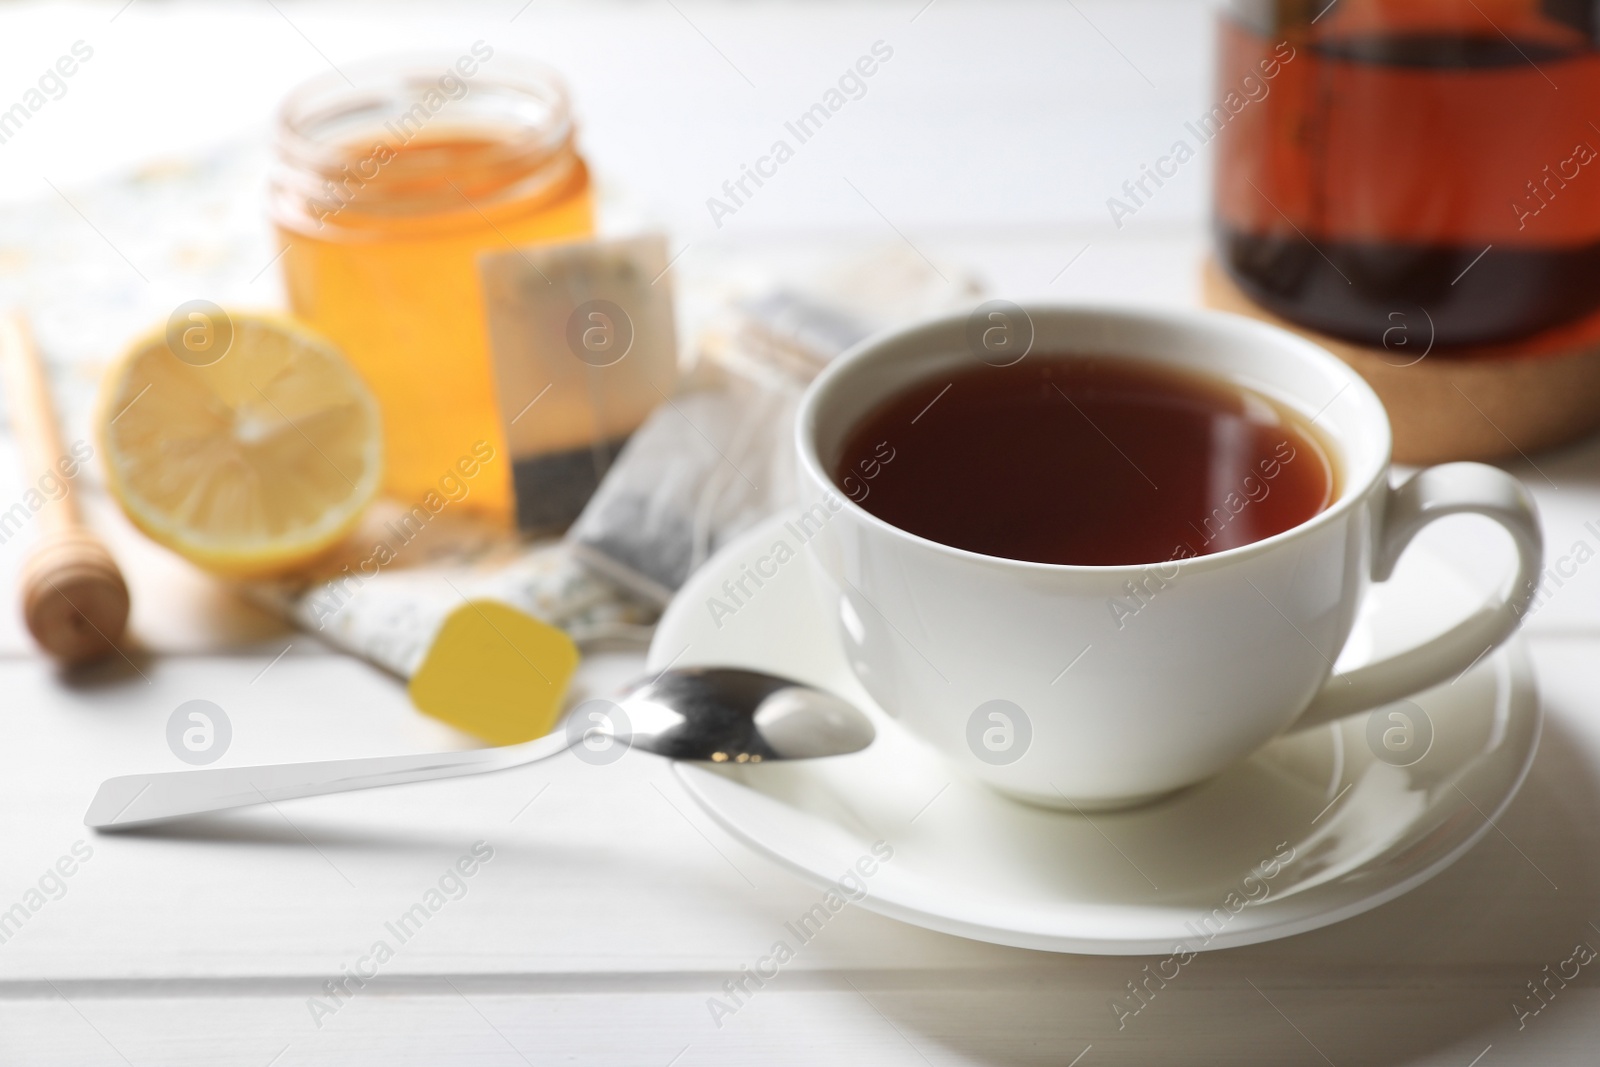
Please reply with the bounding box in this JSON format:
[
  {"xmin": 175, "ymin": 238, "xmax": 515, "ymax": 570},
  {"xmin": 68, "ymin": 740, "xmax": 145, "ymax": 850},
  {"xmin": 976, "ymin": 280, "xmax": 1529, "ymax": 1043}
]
[{"xmin": 600, "ymin": 668, "xmax": 877, "ymax": 762}]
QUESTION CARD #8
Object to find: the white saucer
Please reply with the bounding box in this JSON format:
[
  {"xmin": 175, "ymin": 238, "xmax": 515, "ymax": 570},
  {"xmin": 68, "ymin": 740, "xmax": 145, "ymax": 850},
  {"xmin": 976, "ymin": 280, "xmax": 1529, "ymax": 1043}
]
[{"xmin": 649, "ymin": 514, "xmax": 1540, "ymax": 955}]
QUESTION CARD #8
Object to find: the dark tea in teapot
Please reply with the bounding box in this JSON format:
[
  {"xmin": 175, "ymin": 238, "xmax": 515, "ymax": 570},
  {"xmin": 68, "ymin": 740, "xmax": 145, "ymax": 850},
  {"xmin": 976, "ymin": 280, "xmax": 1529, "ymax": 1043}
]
[{"xmin": 1214, "ymin": 0, "xmax": 1600, "ymax": 349}]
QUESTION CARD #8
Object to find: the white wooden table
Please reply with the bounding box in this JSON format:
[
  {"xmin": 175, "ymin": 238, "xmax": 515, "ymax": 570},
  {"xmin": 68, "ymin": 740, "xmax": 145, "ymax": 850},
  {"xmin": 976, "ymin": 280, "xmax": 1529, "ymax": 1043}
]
[{"xmin": 1, "ymin": 2, "xmax": 1598, "ymax": 1063}]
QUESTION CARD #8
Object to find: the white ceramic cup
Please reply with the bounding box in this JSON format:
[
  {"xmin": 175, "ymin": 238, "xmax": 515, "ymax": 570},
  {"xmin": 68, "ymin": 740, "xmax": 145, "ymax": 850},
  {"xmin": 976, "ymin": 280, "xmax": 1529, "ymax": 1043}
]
[{"xmin": 794, "ymin": 303, "xmax": 1543, "ymax": 809}]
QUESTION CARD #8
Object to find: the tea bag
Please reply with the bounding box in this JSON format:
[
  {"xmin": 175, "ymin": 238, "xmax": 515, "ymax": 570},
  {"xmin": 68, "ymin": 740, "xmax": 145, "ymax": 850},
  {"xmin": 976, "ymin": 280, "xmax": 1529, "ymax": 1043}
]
[
  {"xmin": 567, "ymin": 363, "xmax": 807, "ymax": 603},
  {"xmin": 567, "ymin": 249, "xmax": 982, "ymax": 602},
  {"xmin": 479, "ymin": 234, "xmax": 679, "ymax": 536}
]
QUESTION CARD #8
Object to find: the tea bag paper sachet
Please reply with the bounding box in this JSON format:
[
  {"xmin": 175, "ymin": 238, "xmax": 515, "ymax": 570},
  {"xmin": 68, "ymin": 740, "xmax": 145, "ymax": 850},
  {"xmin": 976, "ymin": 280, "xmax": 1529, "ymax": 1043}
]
[{"xmin": 479, "ymin": 233, "xmax": 679, "ymax": 537}]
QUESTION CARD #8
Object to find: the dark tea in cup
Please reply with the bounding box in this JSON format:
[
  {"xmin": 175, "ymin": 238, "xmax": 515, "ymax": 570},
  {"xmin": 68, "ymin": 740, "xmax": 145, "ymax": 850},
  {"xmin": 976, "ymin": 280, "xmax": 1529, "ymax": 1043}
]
[{"xmin": 832, "ymin": 355, "xmax": 1335, "ymax": 566}]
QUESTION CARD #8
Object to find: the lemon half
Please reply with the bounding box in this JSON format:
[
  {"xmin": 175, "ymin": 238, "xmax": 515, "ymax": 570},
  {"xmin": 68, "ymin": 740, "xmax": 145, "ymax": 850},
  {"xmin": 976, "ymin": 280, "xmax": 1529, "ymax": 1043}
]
[{"xmin": 99, "ymin": 311, "xmax": 382, "ymax": 578}]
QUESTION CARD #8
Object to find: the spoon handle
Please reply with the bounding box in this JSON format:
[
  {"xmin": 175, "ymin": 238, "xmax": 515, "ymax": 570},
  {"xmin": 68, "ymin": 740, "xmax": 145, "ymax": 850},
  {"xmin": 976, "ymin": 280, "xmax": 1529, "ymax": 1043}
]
[{"xmin": 84, "ymin": 732, "xmax": 574, "ymax": 831}]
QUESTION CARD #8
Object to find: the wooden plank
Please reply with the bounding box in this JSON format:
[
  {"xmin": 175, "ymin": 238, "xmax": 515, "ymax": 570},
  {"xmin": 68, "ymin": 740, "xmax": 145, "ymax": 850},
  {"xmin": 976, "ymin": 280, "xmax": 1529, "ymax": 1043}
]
[
  {"xmin": 0, "ymin": 638, "xmax": 1586, "ymax": 982},
  {"xmin": 0, "ymin": 980, "xmax": 1593, "ymax": 1066}
]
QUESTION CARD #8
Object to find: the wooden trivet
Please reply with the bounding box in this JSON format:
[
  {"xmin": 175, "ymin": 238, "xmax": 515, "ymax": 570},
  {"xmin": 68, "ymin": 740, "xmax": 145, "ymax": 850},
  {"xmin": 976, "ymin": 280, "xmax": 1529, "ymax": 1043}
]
[{"xmin": 1202, "ymin": 258, "xmax": 1600, "ymax": 465}]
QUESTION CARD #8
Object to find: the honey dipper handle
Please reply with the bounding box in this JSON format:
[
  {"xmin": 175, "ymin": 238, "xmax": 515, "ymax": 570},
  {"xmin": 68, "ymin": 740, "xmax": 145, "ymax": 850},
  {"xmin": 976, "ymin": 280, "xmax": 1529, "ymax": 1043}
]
[
  {"xmin": 0, "ymin": 312, "xmax": 130, "ymax": 663},
  {"xmin": 0, "ymin": 313, "xmax": 81, "ymax": 532}
]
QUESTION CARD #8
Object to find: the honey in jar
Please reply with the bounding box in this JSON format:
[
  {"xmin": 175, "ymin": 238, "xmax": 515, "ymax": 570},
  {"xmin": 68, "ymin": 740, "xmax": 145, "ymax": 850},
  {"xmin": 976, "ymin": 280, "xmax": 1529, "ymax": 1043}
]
[{"xmin": 272, "ymin": 48, "xmax": 593, "ymax": 520}]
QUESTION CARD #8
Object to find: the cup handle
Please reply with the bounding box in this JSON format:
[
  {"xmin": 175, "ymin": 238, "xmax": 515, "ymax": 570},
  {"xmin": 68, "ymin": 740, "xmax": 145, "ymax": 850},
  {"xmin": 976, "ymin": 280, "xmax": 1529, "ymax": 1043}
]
[{"xmin": 1289, "ymin": 462, "xmax": 1543, "ymax": 732}]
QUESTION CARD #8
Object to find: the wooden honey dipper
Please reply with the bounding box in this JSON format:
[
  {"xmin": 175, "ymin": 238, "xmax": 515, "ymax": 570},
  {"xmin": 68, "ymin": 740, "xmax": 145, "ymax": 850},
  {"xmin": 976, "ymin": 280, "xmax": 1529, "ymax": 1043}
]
[{"xmin": 0, "ymin": 312, "xmax": 130, "ymax": 664}]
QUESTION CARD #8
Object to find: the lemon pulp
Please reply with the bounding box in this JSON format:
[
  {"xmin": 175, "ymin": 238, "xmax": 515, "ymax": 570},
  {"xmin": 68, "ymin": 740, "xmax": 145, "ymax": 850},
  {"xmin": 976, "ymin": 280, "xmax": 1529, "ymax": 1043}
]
[{"xmin": 99, "ymin": 312, "xmax": 382, "ymax": 578}]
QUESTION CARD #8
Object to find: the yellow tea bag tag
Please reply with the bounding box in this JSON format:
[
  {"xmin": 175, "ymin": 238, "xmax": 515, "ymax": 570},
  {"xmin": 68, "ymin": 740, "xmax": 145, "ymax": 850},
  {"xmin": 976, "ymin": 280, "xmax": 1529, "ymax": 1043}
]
[{"xmin": 408, "ymin": 600, "xmax": 579, "ymax": 745}]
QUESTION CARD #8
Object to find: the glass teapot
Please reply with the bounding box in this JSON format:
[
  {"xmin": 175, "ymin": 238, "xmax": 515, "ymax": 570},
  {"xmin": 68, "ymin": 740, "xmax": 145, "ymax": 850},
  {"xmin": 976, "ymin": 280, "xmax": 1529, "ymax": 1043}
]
[{"xmin": 1214, "ymin": 0, "xmax": 1600, "ymax": 349}]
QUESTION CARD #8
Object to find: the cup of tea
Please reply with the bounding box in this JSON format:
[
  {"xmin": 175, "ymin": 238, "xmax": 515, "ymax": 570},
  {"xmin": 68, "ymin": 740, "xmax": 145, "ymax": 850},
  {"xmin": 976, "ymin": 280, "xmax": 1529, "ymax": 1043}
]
[{"xmin": 794, "ymin": 303, "xmax": 1543, "ymax": 808}]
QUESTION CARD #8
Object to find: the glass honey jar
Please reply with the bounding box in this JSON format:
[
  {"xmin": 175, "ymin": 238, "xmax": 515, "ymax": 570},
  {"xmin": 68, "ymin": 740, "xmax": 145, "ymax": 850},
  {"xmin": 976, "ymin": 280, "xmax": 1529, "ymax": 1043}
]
[{"xmin": 272, "ymin": 48, "xmax": 594, "ymax": 520}]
